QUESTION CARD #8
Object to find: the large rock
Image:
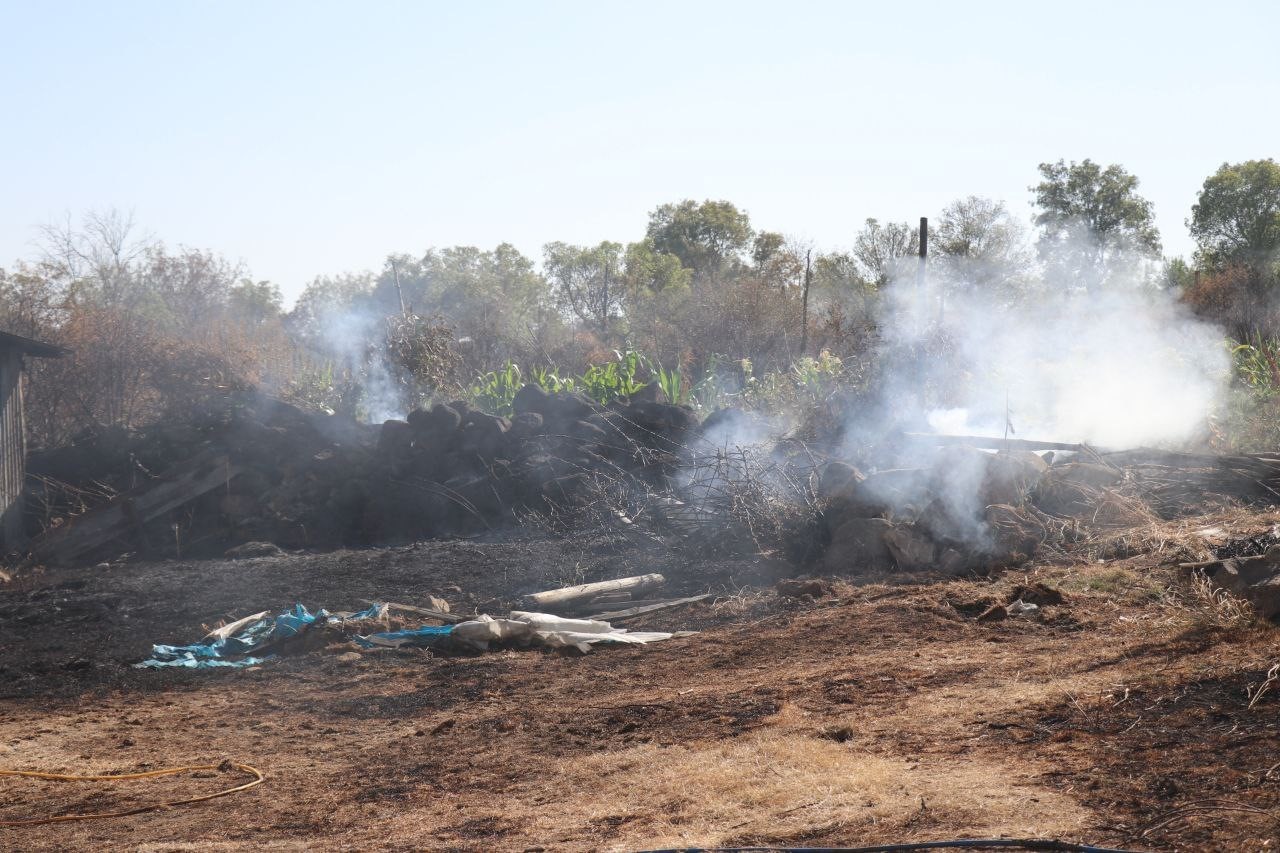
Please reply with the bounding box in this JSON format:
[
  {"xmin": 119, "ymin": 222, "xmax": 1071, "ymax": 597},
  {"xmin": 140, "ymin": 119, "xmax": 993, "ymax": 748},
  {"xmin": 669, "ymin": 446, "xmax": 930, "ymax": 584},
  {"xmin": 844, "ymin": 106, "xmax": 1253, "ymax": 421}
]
[
  {"xmin": 817, "ymin": 461, "xmax": 863, "ymax": 500},
  {"xmin": 821, "ymin": 517, "xmax": 893, "ymax": 573},
  {"xmin": 1201, "ymin": 548, "xmax": 1280, "ymax": 619},
  {"xmin": 982, "ymin": 451, "xmax": 1049, "ymax": 507},
  {"xmin": 884, "ymin": 524, "xmax": 936, "ymax": 571}
]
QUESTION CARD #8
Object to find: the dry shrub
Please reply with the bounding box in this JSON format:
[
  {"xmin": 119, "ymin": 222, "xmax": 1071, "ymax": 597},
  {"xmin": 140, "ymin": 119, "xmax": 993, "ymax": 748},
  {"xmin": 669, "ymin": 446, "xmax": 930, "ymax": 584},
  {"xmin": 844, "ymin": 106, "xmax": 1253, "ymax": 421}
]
[
  {"xmin": 1182, "ymin": 263, "xmax": 1277, "ymax": 340},
  {"xmin": 1185, "ymin": 570, "xmax": 1257, "ymax": 630}
]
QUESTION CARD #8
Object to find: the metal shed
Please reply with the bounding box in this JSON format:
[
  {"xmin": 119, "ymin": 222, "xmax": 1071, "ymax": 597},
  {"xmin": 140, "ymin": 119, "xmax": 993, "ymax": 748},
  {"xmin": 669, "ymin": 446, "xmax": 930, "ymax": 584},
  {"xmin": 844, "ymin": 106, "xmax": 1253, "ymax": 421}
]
[{"xmin": 0, "ymin": 331, "xmax": 65, "ymax": 550}]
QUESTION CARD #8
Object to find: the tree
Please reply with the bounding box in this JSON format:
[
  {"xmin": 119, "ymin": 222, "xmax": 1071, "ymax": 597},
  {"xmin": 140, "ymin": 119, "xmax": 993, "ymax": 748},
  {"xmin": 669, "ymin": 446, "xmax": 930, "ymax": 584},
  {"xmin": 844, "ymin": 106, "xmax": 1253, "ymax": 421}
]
[
  {"xmin": 363, "ymin": 244, "xmax": 552, "ymax": 368},
  {"xmin": 852, "ymin": 218, "xmax": 919, "ymax": 288},
  {"xmin": 622, "ymin": 239, "xmax": 691, "ymax": 301},
  {"xmin": 932, "ymin": 196, "xmax": 1034, "ymax": 297},
  {"xmin": 542, "ymin": 240, "xmax": 625, "ymax": 333},
  {"xmin": 645, "ymin": 199, "xmax": 754, "ymax": 282},
  {"xmin": 1189, "ymin": 159, "xmax": 1280, "ymax": 272},
  {"xmin": 287, "ymin": 271, "xmax": 376, "ymax": 349},
  {"xmin": 1031, "ymin": 159, "xmax": 1161, "ymax": 289},
  {"xmin": 751, "ymin": 231, "xmax": 805, "ymax": 292},
  {"xmin": 229, "ymin": 279, "xmax": 284, "ymax": 325}
]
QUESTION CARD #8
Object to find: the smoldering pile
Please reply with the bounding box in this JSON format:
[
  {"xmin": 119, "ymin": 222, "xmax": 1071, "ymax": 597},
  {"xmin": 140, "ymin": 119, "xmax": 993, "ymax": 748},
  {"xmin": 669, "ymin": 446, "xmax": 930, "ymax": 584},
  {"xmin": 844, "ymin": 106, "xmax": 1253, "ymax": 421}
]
[
  {"xmin": 23, "ymin": 384, "xmax": 1280, "ymax": 579},
  {"xmin": 23, "ymin": 388, "xmax": 704, "ymax": 565},
  {"xmin": 808, "ymin": 446, "xmax": 1135, "ymax": 576}
]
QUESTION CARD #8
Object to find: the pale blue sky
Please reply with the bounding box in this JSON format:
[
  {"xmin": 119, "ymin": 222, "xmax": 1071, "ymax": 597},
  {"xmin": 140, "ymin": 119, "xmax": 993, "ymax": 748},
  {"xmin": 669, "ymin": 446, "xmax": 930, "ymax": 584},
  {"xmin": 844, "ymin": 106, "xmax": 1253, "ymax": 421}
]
[{"xmin": 2, "ymin": 1, "xmax": 1276, "ymax": 303}]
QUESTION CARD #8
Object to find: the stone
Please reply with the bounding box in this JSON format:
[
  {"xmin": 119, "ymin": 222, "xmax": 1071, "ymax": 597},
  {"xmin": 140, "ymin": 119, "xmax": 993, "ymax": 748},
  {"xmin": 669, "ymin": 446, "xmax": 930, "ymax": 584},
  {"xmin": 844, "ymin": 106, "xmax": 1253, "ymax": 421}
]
[
  {"xmin": 821, "ymin": 517, "xmax": 893, "ymax": 573},
  {"xmin": 225, "ymin": 541, "xmax": 285, "ymax": 559},
  {"xmin": 982, "ymin": 451, "xmax": 1049, "ymax": 507},
  {"xmin": 884, "ymin": 525, "xmax": 936, "ymax": 571}
]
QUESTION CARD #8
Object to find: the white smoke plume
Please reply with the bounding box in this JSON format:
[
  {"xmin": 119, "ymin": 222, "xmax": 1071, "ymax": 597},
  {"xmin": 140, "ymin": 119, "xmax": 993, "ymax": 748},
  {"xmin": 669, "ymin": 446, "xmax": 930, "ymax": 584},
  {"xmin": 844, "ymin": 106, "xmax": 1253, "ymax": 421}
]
[{"xmin": 869, "ymin": 237, "xmax": 1231, "ymax": 450}]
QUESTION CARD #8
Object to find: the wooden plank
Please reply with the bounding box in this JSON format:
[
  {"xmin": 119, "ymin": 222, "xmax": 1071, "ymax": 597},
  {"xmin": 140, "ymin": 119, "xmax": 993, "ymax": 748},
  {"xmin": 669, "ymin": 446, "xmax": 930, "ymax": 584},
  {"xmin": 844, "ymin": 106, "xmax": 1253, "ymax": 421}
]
[
  {"xmin": 359, "ymin": 599, "xmax": 466, "ymax": 624},
  {"xmin": 29, "ymin": 448, "xmax": 241, "ymax": 565},
  {"xmin": 902, "ymin": 433, "xmax": 1107, "ymax": 453},
  {"xmin": 523, "ymin": 573, "xmax": 665, "ymax": 610},
  {"xmin": 584, "ymin": 593, "xmax": 713, "ymax": 622},
  {"xmin": 0, "ymin": 351, "xmax": 25, "ymax": 551}
]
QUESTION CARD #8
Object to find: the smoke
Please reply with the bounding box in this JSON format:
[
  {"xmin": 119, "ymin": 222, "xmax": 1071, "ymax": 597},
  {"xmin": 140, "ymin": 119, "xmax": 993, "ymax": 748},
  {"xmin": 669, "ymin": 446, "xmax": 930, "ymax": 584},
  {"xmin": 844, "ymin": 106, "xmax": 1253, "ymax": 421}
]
[
  {"xmin": 832, "ymin": 229, "xmax": 1233, "ymax": 552},
  {"xmin": 310, "ymin": 303, "xmax": 404, "ymax": 422},
  {"xmin": 867, "ymin": 235, "xmax": 1231, "ymax": 449}
]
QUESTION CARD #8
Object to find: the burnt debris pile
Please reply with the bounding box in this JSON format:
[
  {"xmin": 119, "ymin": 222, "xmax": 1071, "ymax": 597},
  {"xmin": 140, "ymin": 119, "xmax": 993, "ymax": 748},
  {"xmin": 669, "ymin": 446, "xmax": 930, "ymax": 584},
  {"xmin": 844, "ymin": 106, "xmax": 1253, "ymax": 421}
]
[
  {"xmin": 20, "ymin": 386, "xmax": 1280, "ymax": 580},
  {"xmin": 23, "ymin": 388, "xmax": 703, "ymax": 565}
]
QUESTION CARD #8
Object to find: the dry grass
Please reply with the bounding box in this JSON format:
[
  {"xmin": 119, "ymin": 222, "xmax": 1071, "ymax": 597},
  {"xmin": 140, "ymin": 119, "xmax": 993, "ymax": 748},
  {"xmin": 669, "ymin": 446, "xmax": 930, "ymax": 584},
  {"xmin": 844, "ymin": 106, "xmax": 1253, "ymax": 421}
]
[
  {"xmin": 525, "ymin": 727, "xmax": 1088, "ymax": 849},
  {"xmin": 1184, "ymin": 571, "xmax": 1259, "ymax": 630}
]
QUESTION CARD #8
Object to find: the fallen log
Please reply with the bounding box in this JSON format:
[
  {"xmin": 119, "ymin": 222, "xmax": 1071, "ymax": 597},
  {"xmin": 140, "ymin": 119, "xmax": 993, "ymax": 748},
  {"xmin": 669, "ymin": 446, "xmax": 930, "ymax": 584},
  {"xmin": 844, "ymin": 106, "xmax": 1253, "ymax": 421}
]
[
  {"xmin": 28, "ymin": 448, "xmax": 242, "ymax": 566},
  {"xmin": 523, "ymin": 573, "xmax": 665, "ymax": 611},
  {"xmin": 584, "ymin": 593, "xmax": 713, "ymax": 622}
]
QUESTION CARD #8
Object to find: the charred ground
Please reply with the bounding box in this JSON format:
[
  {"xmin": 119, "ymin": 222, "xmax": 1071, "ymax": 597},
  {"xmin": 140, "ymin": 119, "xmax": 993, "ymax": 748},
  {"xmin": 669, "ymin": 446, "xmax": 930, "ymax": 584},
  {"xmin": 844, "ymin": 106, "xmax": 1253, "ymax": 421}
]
[{"xmin": 2, "ymin": 509, "xmax": 1280, "ymax": 851}]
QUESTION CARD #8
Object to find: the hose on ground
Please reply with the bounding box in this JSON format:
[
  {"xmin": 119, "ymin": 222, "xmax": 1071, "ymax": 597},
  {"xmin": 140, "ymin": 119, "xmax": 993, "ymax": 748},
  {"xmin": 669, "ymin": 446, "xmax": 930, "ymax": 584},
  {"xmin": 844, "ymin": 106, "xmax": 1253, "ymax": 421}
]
[{"xmin": 0, "ymin": 761, "xmax": 265, "ymax": 827}]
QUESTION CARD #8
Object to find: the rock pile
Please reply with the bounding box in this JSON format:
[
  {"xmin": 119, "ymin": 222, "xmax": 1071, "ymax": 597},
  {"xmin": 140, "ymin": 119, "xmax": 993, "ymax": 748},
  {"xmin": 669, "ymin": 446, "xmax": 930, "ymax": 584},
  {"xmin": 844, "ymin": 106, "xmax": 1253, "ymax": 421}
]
[
  {"xmin": 27, "ymin": 389, "xmax": 705, "ymax": 561},
  {"xmin": 813, "ymin": 446, "xmax": 1132, "ymax": 575}
]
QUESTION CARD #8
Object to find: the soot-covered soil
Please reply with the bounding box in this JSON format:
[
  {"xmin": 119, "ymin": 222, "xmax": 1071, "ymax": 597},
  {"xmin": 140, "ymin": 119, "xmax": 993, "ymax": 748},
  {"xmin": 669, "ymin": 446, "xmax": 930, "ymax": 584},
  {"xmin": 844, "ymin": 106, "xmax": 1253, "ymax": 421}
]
[{"xmin": 1, "ymin": 520, "xmax": 1279, "ymax": 851}]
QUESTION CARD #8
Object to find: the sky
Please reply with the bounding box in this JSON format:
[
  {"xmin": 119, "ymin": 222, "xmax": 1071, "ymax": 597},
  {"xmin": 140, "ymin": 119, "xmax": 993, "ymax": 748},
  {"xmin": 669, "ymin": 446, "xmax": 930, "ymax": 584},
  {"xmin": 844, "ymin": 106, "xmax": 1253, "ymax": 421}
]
[{"xmin": 2, "ymin": 0, "xmax": 1277, "ymax": 305}]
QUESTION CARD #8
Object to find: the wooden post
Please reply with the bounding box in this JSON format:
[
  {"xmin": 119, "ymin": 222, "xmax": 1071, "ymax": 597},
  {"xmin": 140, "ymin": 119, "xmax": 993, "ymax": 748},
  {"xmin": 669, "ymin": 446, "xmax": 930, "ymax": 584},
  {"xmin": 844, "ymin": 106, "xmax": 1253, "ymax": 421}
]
[
  {"xmin": 800, "ymin": 249, "xmax": 812, "ymax": 357},
  {"xmin": 391, "ymin": 259, "xmax": 407, "ymax": 317},
  {"xmin": 0, "ymin": 351, "xmax": 25, "ymax": 551}
]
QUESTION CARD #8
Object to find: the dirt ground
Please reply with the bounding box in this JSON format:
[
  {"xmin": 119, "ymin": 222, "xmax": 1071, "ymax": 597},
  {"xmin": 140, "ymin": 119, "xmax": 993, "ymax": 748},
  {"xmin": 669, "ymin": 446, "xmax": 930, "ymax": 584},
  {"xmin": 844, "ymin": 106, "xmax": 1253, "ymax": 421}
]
[{"xmin": 2, "ymin": 515, "xmax": 1279, "ymax": 851}]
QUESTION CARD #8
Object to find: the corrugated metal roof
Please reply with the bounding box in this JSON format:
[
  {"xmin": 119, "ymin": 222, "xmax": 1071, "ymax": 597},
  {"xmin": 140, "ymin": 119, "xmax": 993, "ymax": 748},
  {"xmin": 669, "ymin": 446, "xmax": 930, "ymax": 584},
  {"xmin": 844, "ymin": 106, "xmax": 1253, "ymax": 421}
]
[{"xmin": 0, "ymin": 330, "xmax": 65, "ymax": 358}]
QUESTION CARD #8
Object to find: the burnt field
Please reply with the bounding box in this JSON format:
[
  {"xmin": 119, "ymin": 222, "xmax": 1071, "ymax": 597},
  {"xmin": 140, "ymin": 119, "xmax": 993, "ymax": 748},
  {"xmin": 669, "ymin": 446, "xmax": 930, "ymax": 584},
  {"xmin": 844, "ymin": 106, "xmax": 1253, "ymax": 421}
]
[
  {"xmin": 2, "ymin": 504, "xmax": 1280, "ymax": 851},
  {"xmin": 4, "ymin": 388, "xmax": 1280, "ymax": 851}
]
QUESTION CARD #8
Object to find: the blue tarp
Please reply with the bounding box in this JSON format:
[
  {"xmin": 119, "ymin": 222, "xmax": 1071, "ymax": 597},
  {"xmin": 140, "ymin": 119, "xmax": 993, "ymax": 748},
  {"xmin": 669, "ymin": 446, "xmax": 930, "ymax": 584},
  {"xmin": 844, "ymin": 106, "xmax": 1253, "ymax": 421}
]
[
  {"xmin": 353, "ymin": 624, "xmax": 454, "ymax": 649},
  {"xmin": 135, "ymin": 602, "xmax": 388, "ymax": 670}
]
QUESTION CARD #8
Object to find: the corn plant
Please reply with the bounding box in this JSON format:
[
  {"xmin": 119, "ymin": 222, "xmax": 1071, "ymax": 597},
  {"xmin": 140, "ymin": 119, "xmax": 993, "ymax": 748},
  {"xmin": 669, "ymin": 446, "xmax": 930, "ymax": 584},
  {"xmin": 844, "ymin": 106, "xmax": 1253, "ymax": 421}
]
[
  {"xmin": 791, "ymin": 349, "xmax": 844, "ymax": 404},
  {"xmin": 578, "ymin": 349, "xmax": 648, "ymax": 405},
  {"xmin": 529, "ymin": 364, "xmax": 576, "ymax": 395},
  {"xmin": 1233, "ymin": 338, "xmax": 1280, "ymax": 397},
  {"xmin": 470, "ymin": 361, "xmax": 522, "ymax": 415}
]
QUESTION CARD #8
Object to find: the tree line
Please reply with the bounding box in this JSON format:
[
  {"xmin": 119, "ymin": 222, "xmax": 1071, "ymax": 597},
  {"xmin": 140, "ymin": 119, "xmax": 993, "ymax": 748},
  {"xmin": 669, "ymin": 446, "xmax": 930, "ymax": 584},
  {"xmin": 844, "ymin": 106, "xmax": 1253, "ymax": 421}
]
[{"xmin": 0, "ymin": 158, "xmax": 1277, "ymax": 443}]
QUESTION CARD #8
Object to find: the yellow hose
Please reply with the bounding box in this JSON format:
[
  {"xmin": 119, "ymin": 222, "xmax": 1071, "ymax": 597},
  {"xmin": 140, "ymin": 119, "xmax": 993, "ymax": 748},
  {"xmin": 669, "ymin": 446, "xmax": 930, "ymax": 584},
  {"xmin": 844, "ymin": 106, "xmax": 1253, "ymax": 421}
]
[{"xmin": 0, "ymin": 761, "xmax": 265, "ymax": 826}]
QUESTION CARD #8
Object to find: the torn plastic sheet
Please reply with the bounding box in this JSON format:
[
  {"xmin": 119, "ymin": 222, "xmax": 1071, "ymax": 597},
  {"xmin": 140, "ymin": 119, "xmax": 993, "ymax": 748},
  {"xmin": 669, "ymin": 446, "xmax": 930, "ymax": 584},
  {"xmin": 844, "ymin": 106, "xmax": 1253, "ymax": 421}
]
[
  {"xmin": 356, "ymin": 612, "xmax": 676, "ymax": 653},
  {"xmin": 136, "ymin": 604, "xmax": 683, "ymax": 668},
  {"xmin": 353, "ymin": 624, "xmax": 455, "ymax": 649},
  {"xmin": 135, "ymin": 602, "xmax": 388, "ymax": 669}
]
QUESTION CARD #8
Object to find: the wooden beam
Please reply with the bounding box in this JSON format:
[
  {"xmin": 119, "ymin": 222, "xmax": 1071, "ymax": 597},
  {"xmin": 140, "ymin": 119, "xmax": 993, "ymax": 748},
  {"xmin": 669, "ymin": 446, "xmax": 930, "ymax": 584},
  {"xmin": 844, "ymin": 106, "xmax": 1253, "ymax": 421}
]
[
  {"xmin": 902, "ymin": 433, "xmax": 1103, "ymax": 453},
  {"xmin": 358, "ymin": 599, "xmax": 465, "ymax": 624},
  {"xmin": 522, "ymin": 573, "xmax": 665, "ymax": 611},
  {"xmin": 28, "ymin": 448, "xmax": 240, "ymax": 566},
  {"xmin": 584, "ymin": 594, "xmax": 713, "ymax": 622}
]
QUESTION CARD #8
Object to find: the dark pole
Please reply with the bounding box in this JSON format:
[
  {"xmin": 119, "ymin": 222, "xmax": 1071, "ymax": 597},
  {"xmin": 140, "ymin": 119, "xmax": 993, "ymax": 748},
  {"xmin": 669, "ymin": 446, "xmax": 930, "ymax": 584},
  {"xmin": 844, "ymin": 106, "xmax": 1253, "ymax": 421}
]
[
  {"xmin": 800, "ymin": 249, "xmax": 812, "ymax": 357},
  {"xmin": 391, "ymin": 259, "xmax": 407, "ymax": 317},
  {"xmin": 916, "ymin": 217, "xmax": 929, "ymax": 326}
]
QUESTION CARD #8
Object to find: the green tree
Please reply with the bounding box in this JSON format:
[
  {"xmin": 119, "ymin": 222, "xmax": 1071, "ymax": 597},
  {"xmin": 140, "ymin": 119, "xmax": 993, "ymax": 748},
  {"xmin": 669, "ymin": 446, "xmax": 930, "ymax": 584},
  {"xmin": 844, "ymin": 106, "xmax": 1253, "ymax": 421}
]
[
  {"xmin": 751, "ymin": 231, "xmax": 805, "ymax": 291},
  {"xmin": 1031, "ymin": 159, "xmax": 1161, "ymax": 289},
  {"xmin": 229, "ymin": 279, "xmax": 283, "ymax": 325},
  {"xmin": 542, "ymin": 240, "xmax": 625, "ymax": 333},
  {"xmin": 1189, "ymin": 159, "xmax": 1280, "ymax": 271},
  {"xmin": 287, "ymin": 271, "xmax": 376, "ymax": 344},
  {"xmin": 619, "ymin": 239, "xmax": 693, "ymax": 360},
  {"xmin": 363, "ymin": 244, "xmax": 552, "ymax": 367},
  {"xmin": 1029, "ymin": 156, "xmax": 1162, "ymax": 281},
  {"xmin": 645, "ymin": 199, "xmax": 754, "ymax": 282},
  {"xmin": 622, "ymin": 239, "xmax": 692, "ymax": 300}
]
